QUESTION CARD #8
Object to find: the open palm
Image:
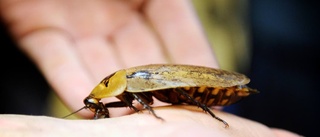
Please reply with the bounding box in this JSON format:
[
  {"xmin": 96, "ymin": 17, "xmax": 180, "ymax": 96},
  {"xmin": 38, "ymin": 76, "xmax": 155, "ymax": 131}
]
[{"xmin": 1, "ymin": 0, "xmax": 218, "ymax": 117}]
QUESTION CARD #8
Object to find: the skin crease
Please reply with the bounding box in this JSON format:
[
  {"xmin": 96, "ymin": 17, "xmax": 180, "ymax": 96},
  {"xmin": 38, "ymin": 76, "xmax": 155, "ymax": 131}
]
[{"xmin": 0, "ymin": 0, "xmax": 301, "ymax": 137}]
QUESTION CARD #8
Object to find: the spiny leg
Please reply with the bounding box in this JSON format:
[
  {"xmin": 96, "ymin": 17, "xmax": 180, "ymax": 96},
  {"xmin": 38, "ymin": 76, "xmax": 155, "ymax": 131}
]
[
  {"xmin": 93, "ymin": 109, "xmax": 100, "ymax": 119},
  {"xmin": 113, "ymin": 93, "xmax": 141, "ymax": 112},
  {"xmin": 93, "ymin": 102, "xmax": 110, "ymax": 119},
  {"xmin": 131, "ymin": 93, "xmax": 164, "ymax": 121},
  {"xmin": 94, "ymin": 108, "xmax": 110, "ymax": 119},
  {"xmin": 105, "ymin": 101, "xmax": 140, "ymax": 112},
  {"xmin": 176, "ymin": 88, "xmax": 229, "ymax": 128}
]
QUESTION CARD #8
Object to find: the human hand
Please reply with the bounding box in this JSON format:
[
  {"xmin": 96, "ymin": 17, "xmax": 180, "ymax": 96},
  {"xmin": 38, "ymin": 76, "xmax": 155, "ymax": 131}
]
[
  {"xmin": 0, "ymin": 0, "xmax": 218, "ymax": 117},
  {"xmin": 0, "ymin": 1, "xmax": 303, "ymax": 136},
  {"xmin": 0, "ymin": 106, "xmax": 302, "ymax": 137}
]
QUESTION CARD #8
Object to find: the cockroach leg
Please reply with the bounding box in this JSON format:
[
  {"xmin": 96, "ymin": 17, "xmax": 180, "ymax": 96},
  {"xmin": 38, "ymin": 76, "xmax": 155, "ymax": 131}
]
[
  {"xmin": 105, "ymin": 101, "xmax": 140, "ymax": 112},
  {"xmin": 176, "ymin": 88, "xmax": 229, "ymax": 128},
  {"xmin": 94, "ymin": 109, "xmax": 101, "ymax": 119},
  {"xmin": 131, "ymin": 93, "xmax": 164, "ymax": 121}
]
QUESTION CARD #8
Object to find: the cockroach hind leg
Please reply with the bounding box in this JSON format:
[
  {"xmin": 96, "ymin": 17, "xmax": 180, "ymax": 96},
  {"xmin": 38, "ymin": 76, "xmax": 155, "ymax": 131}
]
[
  {"xmin": 152, "ymin": 111, "xmax": 165, "ymax": 122},
  {"xmin": 215, "ymin": 116, "xmax": 229, "ymax": 128},
  {"xmin": 207, "ymin": 109, "xmax": 229, "ymax": 128},
  {"xmin": 176, "ymin": 88, "xmax": 229, "ymax": 128},
  {"xmin": 204, "ymin": 106, "xmax": 229, "ymax": 128}
]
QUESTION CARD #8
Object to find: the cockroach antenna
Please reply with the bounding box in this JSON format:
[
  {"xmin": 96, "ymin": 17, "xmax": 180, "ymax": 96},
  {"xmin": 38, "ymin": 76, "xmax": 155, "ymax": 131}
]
[{"xmin": 62, "ymin": 106, "xmax": 87, "ymax": 118}]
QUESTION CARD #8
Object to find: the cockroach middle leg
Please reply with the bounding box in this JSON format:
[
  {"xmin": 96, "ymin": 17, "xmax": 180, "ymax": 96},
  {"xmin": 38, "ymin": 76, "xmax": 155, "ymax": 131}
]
[
  {"xmin": 131, "ymin": 93, "xmax": 164, "ymax": 121},
  {"xmin": 113, "ymin": 93, "xmax": 142, "ymax": 112},
  {"xmin": 176, "ymin": 88, "xmax": 229, "ymax": 128},
  {"xmin": 105, "ymin": 101, "xmax": 140, "ymax": 112}
]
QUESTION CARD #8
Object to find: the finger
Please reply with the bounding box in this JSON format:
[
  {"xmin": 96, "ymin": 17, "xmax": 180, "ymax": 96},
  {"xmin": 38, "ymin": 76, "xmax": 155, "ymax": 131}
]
[
  {"xmin": 143, "ymin": 0, "xmax": 219, "ymax": 68},
  {"xmin": 112, "ymin": 13, "xmax": 168, "ymax": 68},
  {"xmin": 271, "ymin": 128, "xmax": 303, "ymax": 137},
  {"xmin": 18, "ymin": 29, "xmax": 94, "ymax": 116},
  {"xmin": 75, "ymin": 37, "xmax": 122, "ymax": 82},
  {"xmin": 110, "ymin": 14, "xmax": 172, "ymax": 109},
  {"xmin": 74, "ymin": 37, "xmax": 139, "ymax": 117}
]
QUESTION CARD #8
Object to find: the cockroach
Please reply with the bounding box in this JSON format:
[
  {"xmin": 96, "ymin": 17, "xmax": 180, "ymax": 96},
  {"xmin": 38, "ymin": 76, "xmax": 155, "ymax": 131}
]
[{"xmin": 65, "ymin": 64, "xmax": 258, "ymax": 128}]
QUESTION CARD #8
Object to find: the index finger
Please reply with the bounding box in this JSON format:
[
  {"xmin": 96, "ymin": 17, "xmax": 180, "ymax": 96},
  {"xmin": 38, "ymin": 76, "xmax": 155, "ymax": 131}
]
[
  {"xmin": 143, "ymin": 0, "xmax": 219, "ymax": 68},
  {"xmin": 18, "ymin": 29, "xmax": 95, "ymax": 117}
]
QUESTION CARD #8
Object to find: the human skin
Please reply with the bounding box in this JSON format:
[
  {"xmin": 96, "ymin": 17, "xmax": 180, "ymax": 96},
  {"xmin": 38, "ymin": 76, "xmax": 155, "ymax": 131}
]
[
  {"xmin": 0, "ymin": 106, "xmax": 302, "ymax": 137},
  {"xmin": 0, "ymin": 0, "xmax": 301, "ymax": 136}
]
